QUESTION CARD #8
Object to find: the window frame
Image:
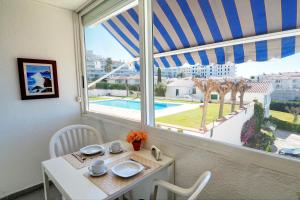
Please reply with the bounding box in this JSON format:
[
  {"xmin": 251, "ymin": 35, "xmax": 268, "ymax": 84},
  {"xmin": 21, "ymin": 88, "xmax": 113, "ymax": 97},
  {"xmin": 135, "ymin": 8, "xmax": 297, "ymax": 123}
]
[{"xmin": 76, "ymin": 0, "xmax": 300, "ymax": 168}]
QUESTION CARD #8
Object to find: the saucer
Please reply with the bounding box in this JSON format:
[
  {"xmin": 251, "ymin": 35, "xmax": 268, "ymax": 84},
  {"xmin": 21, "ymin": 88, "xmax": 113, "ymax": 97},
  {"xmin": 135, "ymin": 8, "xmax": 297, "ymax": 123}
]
[
  {"xmin": 109, "ymin": 147, "xmax": 124, "ymax": 154},
  {"xmin": 88, "ymin": 166, "xmax": 108, "ymax": 177}
]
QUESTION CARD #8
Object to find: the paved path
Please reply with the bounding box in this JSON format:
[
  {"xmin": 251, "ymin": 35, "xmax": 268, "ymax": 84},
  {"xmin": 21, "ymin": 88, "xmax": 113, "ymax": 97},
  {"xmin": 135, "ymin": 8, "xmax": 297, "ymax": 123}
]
[{"xmin": 274, "ymin": 130, "xmax": 300, "ymax": 152}]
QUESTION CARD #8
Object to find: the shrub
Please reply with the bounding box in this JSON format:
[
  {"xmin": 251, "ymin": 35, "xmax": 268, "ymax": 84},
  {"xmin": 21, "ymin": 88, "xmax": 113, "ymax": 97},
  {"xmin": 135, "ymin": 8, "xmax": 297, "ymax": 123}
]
[
  {"xmin": 269, "ymin": 116, "xmax": 300, "ymax": 134},
  {"xmin": 95, "ymin": 82, "xmax": 139, "ymax": 91},
  {"xmin": 270, "ymin": 100, "xmax": 300, "ymax": 113},
  {"xmin": 154, "ymin": 83, "xmax": 167, "ymax": 97},
  {"xmin": 241, "ymin": 101, "xmax": 276, "ymax": 152}
]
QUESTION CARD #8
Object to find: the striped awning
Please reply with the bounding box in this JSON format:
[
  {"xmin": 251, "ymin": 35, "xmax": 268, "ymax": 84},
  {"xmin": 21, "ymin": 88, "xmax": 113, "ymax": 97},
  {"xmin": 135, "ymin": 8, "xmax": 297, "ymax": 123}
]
[{"xmin": 101, "ymin": 0, "xmax": 300, "ymax": 70}]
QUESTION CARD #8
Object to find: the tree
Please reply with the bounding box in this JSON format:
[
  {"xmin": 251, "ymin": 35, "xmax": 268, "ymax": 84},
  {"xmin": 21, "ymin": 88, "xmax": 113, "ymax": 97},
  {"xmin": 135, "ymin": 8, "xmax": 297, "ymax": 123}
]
[
  {"xmin": 157, "ymin": 68, "xmax": 162, "ymax": 83},
  {"xmin": 285, "ymin": 106, "xmax": 300, "ymax": 123},
  {"xmin": 105, "ymin": 58, "xmax": 112, "ymax": 73},
  {"xmin": 230, "ymin": 80, "xmax": 243, "ymax": 112},
  {"xmin": 154, "ymin": 83, "xmax": 166, "ymax": 97},
  {"xmin": 177, "ymin": 72, "xmax": 184, "ymax": 78},
  {"xmin": 216, "ymin": 80, "xmax": 232, "ymax": 118},
  {"xmin": 125, "ymin": 79, "xmax": 129, "ymax": 97},
  {"xmin": 238, "ymin": 80, "xmax": 251, "ymax": 108},
  {"xmin": 193, "ymin": 78, "xmax": 218, "ymax": 130}
]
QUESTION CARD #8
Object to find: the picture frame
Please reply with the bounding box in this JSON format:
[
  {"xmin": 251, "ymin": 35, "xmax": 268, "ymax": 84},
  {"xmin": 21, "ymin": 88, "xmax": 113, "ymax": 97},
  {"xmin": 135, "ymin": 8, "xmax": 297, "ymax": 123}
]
[{"xmin": 17, "ymin": 58, "xmax": 59, "ymax": 100}]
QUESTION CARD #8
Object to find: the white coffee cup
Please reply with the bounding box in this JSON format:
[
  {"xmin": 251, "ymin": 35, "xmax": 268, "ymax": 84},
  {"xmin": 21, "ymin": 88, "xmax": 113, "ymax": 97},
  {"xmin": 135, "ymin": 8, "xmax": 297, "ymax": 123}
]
[
  {"xmin": 110, "ymin": 142, "xmax": 121, "ymax": 153},
  {"xmin": 90, "ymin": 159, "xmax": 105, "ymax": 174}
]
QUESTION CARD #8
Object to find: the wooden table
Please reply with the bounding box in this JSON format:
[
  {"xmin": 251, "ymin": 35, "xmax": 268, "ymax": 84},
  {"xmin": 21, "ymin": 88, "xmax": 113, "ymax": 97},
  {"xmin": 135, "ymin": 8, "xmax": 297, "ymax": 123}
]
[{"xmin": 42, "ymin": 140, "xmax": 174, "ymax": 200}]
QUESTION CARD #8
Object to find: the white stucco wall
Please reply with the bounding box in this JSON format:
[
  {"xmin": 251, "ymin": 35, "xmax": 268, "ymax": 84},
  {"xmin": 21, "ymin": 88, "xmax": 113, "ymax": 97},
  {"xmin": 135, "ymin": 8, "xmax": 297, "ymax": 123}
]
[
  {"xmin": 82, "ymin": 114, "xmax": 300, "ymax": 200},
  {"xmin": 0, "ymin": 0, "xmax": 80, "ymax": 197},
  {"xmin": 88, "ymin": 89, "xmax": 128, "ymax": 97},
  {"xmin": 210, "ymin": 104, "xmax": 254, "ymax": 146}
]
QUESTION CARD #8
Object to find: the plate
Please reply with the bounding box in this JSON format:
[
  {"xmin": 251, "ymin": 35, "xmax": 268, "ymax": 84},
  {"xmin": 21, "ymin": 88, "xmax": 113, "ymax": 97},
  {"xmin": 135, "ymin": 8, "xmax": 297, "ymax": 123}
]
[
  {"xmin": 80, "ymin": 144, "xmax": 105, "ymax": 155},
  {"xmin": 88, "ymin": 166, "xmax": 108, "ymax": 177},
  {"xmin": 111, "ymin": 160, "xmax": 144, "ymax": 178}
]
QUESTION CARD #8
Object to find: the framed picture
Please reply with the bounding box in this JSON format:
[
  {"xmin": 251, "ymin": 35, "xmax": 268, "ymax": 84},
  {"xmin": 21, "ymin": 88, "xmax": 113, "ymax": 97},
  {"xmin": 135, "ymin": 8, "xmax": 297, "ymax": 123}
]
[{"xmin": 17, "ymin": 58, "xmax": 59, "ymax": 100}]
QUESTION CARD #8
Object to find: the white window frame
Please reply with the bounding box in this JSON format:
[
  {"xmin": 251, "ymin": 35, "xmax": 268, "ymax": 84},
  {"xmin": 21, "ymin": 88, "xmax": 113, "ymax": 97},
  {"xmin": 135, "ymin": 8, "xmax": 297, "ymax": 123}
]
[{"xmin": 77, "ymin": 0, "xmax": 153, "ymax": 128}]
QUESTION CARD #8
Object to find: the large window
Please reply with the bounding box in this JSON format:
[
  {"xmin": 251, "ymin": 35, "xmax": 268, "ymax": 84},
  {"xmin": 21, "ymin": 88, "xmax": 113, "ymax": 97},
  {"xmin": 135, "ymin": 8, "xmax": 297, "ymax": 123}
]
[
  {"xmin": 81, "ymin": 0, "xmax": 300, "ymax": 161},
  {"xmin": 83, "ymin": 3, "xmax": 141, "ymax": 122}
]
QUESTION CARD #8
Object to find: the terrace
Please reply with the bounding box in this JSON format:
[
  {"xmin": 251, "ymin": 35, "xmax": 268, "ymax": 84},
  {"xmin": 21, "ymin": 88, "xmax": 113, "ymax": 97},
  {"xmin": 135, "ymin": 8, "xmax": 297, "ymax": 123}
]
[{"xmin": 1, "ymin": 0, "xmax": 300, "ymax": 200}]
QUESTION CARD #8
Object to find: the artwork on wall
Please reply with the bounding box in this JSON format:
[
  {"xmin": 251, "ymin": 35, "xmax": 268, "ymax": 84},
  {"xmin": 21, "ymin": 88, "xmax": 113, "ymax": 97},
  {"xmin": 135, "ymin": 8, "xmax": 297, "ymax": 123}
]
[{"xmin": 17, "ymin": 58, "xmax": 59, "ymax": 100}]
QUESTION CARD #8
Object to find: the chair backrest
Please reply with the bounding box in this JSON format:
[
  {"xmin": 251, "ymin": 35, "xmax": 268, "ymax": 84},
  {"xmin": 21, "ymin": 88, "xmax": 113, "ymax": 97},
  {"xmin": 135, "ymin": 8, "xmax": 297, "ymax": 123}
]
[
  {"xmin": 188, "ymin": 171, "xmax": 212, "ymax": 200},
  {"xmin": 49, "ymin": 124, "xmax": 103, "ymax": 158}
]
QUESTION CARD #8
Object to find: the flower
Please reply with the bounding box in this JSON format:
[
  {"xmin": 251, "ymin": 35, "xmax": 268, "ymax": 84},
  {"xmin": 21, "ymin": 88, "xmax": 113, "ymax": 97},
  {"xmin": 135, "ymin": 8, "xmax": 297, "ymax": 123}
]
[{"xmin": 127, "ymin": 130, "xmax": 148, "ymax": 143}]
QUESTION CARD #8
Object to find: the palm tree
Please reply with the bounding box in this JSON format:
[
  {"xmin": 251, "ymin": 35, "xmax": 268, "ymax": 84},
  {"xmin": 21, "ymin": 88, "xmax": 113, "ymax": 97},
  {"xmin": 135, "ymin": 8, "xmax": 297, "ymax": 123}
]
[
  {"xmin": 217, "ymin": 79, "xmax": 232, "ymax": 118},
  {"xmin": 193, "ymin": 78, "xmax": 218, "ymax": 130},
  {"xmin": 238, "ymin": 80, "xmax": 251, "ymax": 108},
  {"xmin": 105, "ymin": 58, "xmax": 112, "ymax": 73}
]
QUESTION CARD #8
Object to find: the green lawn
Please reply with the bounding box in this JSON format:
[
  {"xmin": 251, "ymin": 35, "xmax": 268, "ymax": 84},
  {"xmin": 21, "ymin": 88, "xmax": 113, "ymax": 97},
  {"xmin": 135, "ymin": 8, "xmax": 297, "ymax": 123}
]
[
  {"xmin": 270, "ymin": 110, "xmax": 300, "ymax": 124},
  {"xmin": 156, "ymin": 103, "xmax": 232, "ymax": 129}
]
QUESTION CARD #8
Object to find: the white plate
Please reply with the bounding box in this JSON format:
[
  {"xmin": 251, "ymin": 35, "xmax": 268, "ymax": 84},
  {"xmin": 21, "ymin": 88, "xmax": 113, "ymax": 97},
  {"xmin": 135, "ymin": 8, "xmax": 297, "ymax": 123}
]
[
  {"xmin": 80, "ymin": 144, "xmax": 105, "ymax": 155},
  {"xmin": 111, "ymin": 160, "xmax": 144, "ymax": 178},
  {"xmin": 88, "ymin": 166, "xmax": 108, "ymax": 177}
]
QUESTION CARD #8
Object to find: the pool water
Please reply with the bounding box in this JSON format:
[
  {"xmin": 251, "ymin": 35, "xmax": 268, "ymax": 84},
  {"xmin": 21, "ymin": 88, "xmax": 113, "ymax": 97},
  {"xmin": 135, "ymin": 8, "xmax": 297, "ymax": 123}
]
[{"xmin": 92, "ymin": 100, "xmax": 180, "ymax": 110}]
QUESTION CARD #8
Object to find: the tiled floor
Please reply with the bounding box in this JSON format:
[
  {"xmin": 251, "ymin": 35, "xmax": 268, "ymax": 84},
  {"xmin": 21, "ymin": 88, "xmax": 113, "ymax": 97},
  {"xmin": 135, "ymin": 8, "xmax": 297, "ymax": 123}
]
[{"xmin": 13, "ymin": 186, "xmax": 61, "ymax": 200}]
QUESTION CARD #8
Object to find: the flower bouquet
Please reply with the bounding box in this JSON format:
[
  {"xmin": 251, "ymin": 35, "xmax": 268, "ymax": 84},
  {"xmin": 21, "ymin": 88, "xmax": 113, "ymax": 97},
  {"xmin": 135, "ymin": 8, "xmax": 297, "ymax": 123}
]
[{"xmin": 126, "ymin": 130, "xmax": 148, "ymax": 151}]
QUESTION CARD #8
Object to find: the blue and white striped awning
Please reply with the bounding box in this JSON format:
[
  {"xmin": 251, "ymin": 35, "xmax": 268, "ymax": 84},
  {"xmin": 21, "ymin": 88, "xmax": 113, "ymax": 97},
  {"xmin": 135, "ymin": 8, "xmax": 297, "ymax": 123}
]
[{"xmin": 101, "ymin": 0, "xmax": 300, "ymax": 70}]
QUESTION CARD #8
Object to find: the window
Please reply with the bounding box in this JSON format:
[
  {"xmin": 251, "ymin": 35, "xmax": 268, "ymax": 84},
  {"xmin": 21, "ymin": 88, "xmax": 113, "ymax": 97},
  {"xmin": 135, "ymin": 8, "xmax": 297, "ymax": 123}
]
[
  {"xmin": 82, "ymin": 1, "xmax": 141, "ymax": 122},
  {"xmin": 80, "ymin": 0, "xmax": 300, "ymax": 161}
]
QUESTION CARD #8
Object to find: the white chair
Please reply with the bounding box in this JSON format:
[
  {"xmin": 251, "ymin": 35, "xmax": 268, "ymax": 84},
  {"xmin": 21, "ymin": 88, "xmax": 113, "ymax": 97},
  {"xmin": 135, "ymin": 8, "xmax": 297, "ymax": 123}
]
[
  {"xmin": 151, "ymin": 171, "xmax": 211, "ymax": 200},
  {"xmin": 49, "ymin": 124, "xmax": 103, "ymax": 158}
]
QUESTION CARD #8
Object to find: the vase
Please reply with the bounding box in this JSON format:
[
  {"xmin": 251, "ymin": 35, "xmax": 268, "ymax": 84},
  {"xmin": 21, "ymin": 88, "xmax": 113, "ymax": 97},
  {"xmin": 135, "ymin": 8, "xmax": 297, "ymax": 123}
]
[{"xmin": 132, "ymin": 140, "xmax": 141, "ymax": 151}]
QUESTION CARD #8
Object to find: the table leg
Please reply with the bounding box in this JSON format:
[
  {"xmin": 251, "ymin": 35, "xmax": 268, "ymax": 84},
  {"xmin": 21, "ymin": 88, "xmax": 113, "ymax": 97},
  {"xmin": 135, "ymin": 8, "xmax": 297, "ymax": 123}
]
[{"xmin": 43, "ymin": 168, "xmax": 50, "ymax": 200}]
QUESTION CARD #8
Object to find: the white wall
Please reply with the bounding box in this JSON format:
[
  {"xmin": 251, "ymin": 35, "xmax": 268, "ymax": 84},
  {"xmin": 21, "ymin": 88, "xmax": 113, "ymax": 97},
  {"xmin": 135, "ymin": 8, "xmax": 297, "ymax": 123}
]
[
  {"xmin": 210, "ymin": 104, "xmax": 254, "ymax": 145},
  {"xmin": 83, "ymin": 115, "xmax": 300, "ymax": 200},
  {"xmin": 88, "ymin": 89, "xmax": 127, "ymax": 97},
  {"xmin": 0, "ymin": 0, "xmax": 80, "ymax": 197}
]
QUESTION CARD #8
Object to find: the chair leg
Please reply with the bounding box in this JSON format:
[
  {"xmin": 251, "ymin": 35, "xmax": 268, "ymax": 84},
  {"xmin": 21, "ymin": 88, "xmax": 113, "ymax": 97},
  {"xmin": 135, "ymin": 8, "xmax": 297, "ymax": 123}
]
[{"xmin": 150, "ymin": 185, "xmax": 158, "ymax": 200}]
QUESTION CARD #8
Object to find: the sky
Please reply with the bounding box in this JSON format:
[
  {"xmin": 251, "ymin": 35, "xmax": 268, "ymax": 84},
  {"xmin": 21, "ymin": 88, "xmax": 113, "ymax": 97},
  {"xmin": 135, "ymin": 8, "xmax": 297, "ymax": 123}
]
[{"xmin": 85, "ymin": 24, "xmax": 300, "ymax": 78}]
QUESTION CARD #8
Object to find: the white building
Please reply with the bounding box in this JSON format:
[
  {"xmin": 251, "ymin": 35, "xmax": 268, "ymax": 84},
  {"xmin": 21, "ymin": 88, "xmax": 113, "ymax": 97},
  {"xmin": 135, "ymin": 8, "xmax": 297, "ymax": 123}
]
[
  {"xmin": 251, "ymin": 72, "xmax": 300, "ymax": 101},
  {"xmin": 159, "ymin": 64, "xmax": 236, "ymax": 78},
  {"xmin": 165, "ymin": 78, "xmax": 201, "ymax": 99}
]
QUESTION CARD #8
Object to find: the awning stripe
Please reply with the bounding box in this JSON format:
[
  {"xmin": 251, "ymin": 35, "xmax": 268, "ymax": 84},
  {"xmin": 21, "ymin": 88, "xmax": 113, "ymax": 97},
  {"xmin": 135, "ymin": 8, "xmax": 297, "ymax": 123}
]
[
  {"xmin": 97, "ymin": 0, "xmax": 300, "ymax": 69},
  {"xmin": 106, "ymin": 19, "xmax": 139, "ymax": 54},
  {"xmin": 233, "ymin": 44, "xmax": 244, "ymax": 64},
  {"xmin": 282, "ymin": 0, "xmax": 297, "ymax": 30},
  {"xmin": 221, "ymin": 0, "xmax": 243, "ymax": 39},
  {"xmin": 101, "ymin": 24, "xmax": 136, "ymax": 57},
  {"xmin": 281, "ymin": 37, "xmax": 296, "ymax": 57},
  {"xmin": 281, "ymin": 0, "xmax": 297, "ymax": 57}
]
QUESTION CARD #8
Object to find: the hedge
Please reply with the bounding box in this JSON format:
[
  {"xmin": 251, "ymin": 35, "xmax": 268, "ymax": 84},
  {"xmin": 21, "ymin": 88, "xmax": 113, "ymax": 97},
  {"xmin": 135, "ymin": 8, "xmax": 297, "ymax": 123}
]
[
  {"xmin": 269, "ymin": 116, "xmax": 300, "ymax": 134},
  {"xmin": 95, "ymin": 82, "xmax": 139, "ymax": 91},
  {"xmin": 270, "ymin": 101, "xmax": 300, "ymax": 113}
]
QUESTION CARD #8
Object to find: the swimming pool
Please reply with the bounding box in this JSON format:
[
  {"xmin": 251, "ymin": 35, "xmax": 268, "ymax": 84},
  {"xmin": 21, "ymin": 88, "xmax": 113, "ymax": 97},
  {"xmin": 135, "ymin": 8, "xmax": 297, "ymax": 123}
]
[{"xmin": 92, "ymin": 100, "xmax": 180, "ymax": 110}]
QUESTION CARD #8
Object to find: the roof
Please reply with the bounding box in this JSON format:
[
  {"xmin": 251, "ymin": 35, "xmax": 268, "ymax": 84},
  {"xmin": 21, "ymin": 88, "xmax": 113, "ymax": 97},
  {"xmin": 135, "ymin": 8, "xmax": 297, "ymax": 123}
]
[
  {"xmin": 246, "ymin": 82, "xmax": 273, "ymax": 94},
  {"xmin": 101, "ymin": 1, "xmax": 300, "ymax": 70},
  {"xmin": 167, "ymin": 78, "xmax": 194, "ymax": 87}
]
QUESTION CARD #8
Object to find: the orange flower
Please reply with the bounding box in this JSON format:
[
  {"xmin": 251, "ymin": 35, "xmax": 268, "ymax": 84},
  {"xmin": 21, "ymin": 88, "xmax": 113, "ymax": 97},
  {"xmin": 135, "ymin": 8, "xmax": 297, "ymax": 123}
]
[{"xmin": 127, "ymin": 130, "xmax": 148, "ymax": 143}]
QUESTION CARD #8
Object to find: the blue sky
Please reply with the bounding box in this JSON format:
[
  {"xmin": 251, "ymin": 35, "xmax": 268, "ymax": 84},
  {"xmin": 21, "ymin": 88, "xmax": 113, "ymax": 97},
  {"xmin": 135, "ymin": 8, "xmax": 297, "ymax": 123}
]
[
  {"xmin": 26, "ymin": 65, "xmax": 51, "ymax": 73},
  {"xmin": 85, "ymin": 25, "xmax": 300, "ymax": 77}
]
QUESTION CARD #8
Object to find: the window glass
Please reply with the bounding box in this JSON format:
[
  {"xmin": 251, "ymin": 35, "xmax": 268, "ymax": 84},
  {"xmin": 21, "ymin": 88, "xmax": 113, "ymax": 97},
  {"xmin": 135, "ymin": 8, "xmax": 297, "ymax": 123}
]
[
  {"xmin": 83, "ymin": 6, "xmax": 141, "ymax": 121},
  {"xmin": 151, "ymin": 0, "xmax": 300, "ymax": 160}
]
